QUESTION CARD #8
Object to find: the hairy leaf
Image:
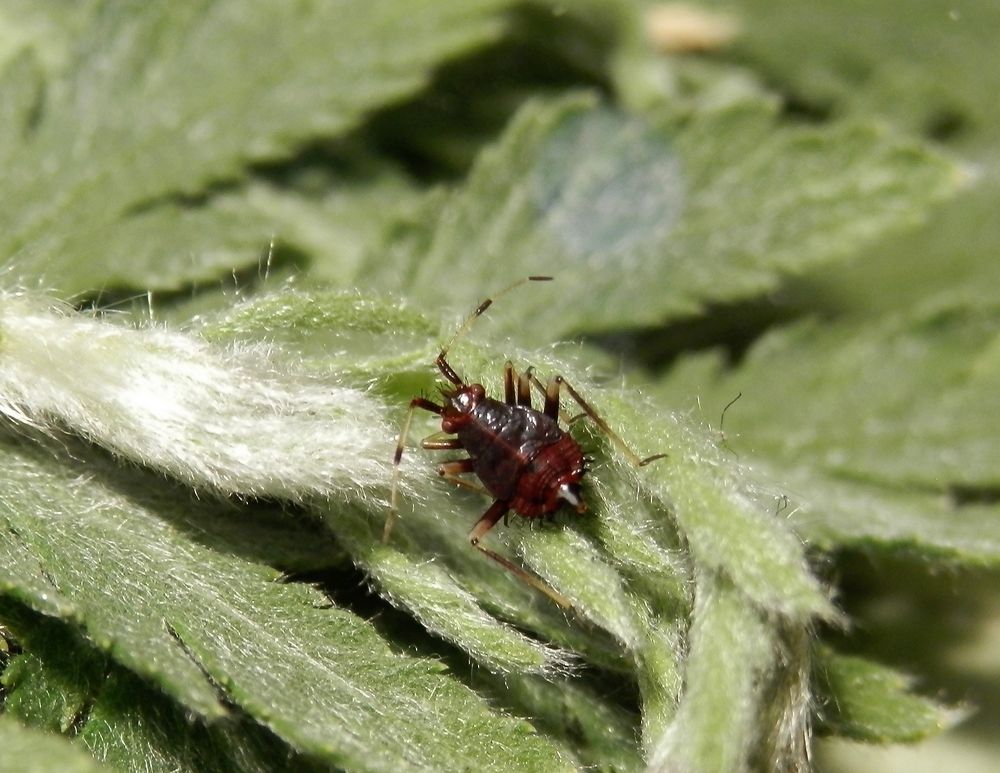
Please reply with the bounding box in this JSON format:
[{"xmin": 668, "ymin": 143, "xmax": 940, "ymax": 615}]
[
  {"xmin": 655, "ymin": 301, "xmax": 1000, "ymax": 564},
  {"xmin": 2, "ymin": 601, "xmax": 313, "ymax": 773},
  {"xmin": 0, "ymin": 436, "xmax": 571, "ymax": 772},
  {"xmin": 0, "ymin": 0, "xmax": 512, "ymax": 296},
  {"xmin": 814, "ymin": 646, "xmax": 962, "ymax": 743},
  {"xmin": 365, "ymin": 94, "xmax": 960, "ymax": 336},
  {"xmin": 0, "ymin": 715, "xmax": 108, "ymax": 773}
]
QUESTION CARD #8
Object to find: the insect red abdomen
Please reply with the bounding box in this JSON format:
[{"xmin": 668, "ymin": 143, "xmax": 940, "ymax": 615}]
[{"xmin": 510, "ymin": 434, "xmax": 585, "ymax": 517}]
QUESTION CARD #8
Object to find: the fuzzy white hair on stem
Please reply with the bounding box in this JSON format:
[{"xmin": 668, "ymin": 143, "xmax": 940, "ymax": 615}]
[{"xmin": 0, "ymin": 291, "xmax": 402, "ymax": 505}]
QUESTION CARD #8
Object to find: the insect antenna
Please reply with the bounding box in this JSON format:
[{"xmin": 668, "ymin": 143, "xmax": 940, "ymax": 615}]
[
  {"xmin": 718, "ymin": 391, "xmax": 742, "ymax": 457},
  {"xmin": 435, "ymin": 276, "xmax": 553, "ymax": 382}
]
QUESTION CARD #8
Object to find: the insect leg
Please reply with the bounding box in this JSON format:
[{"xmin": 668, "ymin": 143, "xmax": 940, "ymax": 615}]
[
  {"xmin": 384, "ymin": 397, "xmax": 444, "ymax": 543},
  {"xmin": 503, "ymin": 361, "xmax": 517, "ymax": 405},
  {"xmin": 526, "ymin": 371, "xmax": 580, "ymax": 425},
  {"xmin": 517, "ymin": 366, "xmax": 533, "ymax": 407},
  {"xmin": 542, "ymin": 375, "xmax": 560, "ymax": 419},
  {"xmin": 439, "ymin": 458, "xmax": 476, "ymax": 474},
  {"xmin": 421, "ymin": 436, "xmax": 463, "ymax": 450},
  {"xmin": 553, "ymin": 376, "xmax": 667, "ymax": 467},
  {"xmin": 504, "ymin": 361, "xmax": 534, "ymax": 407},
  {"xmin": 469, "ymin": 500, "xmax": 572, "ymax": 609},
  {"xmin": 438, "ymin": 459, "xmax": 490, "ymax": 495}
]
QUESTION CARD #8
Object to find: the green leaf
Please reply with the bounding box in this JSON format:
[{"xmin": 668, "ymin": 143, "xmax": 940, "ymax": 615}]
[
  {"xmin": 632, "ymin": 405, "xmax": 832, "ymax": 620},
  {"xmin": 477, "ymin": 671, "xmax": 646, "ymax": 771},
  {"xmin": 239, "ymin": 294, "xmax": 825, "ymax": 757},
  {"xmin": 710, "ymin": 0, "xmax": 999, "ymax": 322},
  {"xmin": 0, "ymin": 2, "xmax": 94, "ymax": 75},
  {"xmin": 0, "ymin": 436, "xmax": 572, "ymax": 772},
  {"xmin": 2, "ymin": 600, "xmax": 321, "ymax": 772},
  {"xmin": 0, "ymin": 51, "xmax": 44, "ymax": 170},
  {"xmin": 647, "ymin": 572, "xmax": 783, "ymax": 771},
  {"xmin": 325, "ymin": 506, "xmax": 576, "ymax": 676},
  {"xmin": 365, "ymin": 93, "xmax": 960, "ymax": 336},
  {"xmin": 2, "ymin": 605, "xmax": 107, "ymax": 735},
  {"xmin": 0, "ymin": 291, "xmax": 397, "ymax": 502},
  {"xmin": 814, "ymin": 645, "xmax": 962, "ymax": 743},
  {"xmin": 0, "ymin": 281, "xmax": 834, "ymax": 767},
  {"xmin": 780, "ymin": 467, "xmax": 1000, "ymax": 566},
  {"xmin": 0, "ymin": 716, "xmax": 109, "ymax": 773},
  {"xmin": 198, "ymin": 287, "xmax": 439, "ymax": 377},
  {"xmin": 654, "ymin": 300, "xmax": 1000, "ymax": 564},
  {"xmin": 242, "ymin": 170, "xmax": 429, "ymax": 287},
  {"xmin": 98, "ymin": 159, "xmax": 432, "ymax": 303},
  {"xmin": 718, "ymin": 0, "xmax": 1000, "ymax": 144},
  {"xmin": 0, "ymin": 0, "xmax": 513, "ymax": 296}
]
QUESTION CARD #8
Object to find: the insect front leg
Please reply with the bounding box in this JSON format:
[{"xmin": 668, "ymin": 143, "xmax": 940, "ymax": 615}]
[
  {"xmin": 384, "ymin": 397, "xmax": 444, "ymax": 543},
  {"xmin": 469, "ymin": 500, "xmax": 572, "ymax": 609},
  {"xmin": 420, "ymin": 435, "xmax": 463, "ymax": 450}
]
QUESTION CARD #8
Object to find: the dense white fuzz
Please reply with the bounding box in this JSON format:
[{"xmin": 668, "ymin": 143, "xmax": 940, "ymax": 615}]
[{"xmin": 0, "ymin": 293, "xmax": 394, "ymax": 502}]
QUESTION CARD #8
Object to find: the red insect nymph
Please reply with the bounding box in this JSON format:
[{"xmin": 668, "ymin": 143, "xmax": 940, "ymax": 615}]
[{"xmin": 385, "ymin": 277, "xmax": 663, "ymax": 608}]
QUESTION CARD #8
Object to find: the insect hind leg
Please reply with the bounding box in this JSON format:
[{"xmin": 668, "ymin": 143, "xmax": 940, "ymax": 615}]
[
  {"xmin": 469, "ymin": 499, "xmax": 572, "ymax": 609},
  {"xmin": 551, "ymin": 376, "xmax": 667, "ymax": 467}
]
